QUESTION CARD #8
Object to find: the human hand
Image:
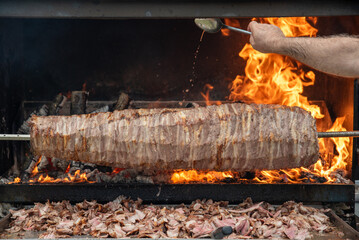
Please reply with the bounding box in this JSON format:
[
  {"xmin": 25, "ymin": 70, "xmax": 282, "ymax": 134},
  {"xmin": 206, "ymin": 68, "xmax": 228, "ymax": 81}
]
[{"xmin": 247, "ymin": 21, "xmax": 286, "ymax": 53}]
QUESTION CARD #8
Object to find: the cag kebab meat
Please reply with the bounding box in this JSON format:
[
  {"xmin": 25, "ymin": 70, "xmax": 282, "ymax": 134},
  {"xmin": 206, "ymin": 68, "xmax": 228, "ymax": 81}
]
[{"xmin": 30, "ymin": 103, "xmax": 319, "ymax": 171}]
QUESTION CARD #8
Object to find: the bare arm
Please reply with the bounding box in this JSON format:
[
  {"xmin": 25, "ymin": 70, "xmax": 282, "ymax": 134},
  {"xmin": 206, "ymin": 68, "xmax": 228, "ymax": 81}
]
[{"xmin": 247, "ymin": 21, "xmax": 359, "ymax": 78}]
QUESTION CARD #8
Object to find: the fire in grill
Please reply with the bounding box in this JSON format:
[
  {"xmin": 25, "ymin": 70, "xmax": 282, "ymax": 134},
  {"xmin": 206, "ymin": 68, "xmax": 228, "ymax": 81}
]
[
  {"xmin": 1, "ymin": 16, "xmax": 355, "ymax": 186},
  {"xmin": 0, "ymin": 3, "xmax": 359, "ymax": 239}
]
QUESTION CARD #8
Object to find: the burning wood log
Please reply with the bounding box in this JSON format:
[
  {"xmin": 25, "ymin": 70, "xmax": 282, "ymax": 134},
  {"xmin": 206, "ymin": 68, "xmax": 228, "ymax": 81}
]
[
  {"xmin": 48, "ymin": 93, "xmax": 67, "ymax": 116},
  {"xmin": 70, "ymin": 91, "xmax": 88, "ymax": 115},
  {"xmin": 7, "ymin": 104, "xmax": 48, "ymax": 178},
  {"xmin": 90, "ymin": 105, "xmax": 110, "ymax": 114},
  {"xmin": 17, "ymin": 105, "xmax": 48, "ymax": 135},
  {"xmin": 113, "ymin": 92, "xmax": 130, "ymax": 111},
  {"xmin": 90, "ymin": 92, "xmax": 130, "ymax": 114},
  {"xmin": 30, "ymin": 103, "xmax": 319, "ymax": 172},
  {"xmin": 21, "ymin": 94, "xmax": 68, "ymax": 176}
]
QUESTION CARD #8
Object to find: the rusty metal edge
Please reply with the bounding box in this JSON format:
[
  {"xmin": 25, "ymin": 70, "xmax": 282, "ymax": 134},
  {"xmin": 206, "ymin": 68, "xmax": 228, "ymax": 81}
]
[
  {"xmin": 326, "ymin": 210, "xmax": 359, "ymax": 239},
  {"xmin": 0, "ymin": 0, "xmax": 359, "ymax": 18},
  {"xmin": 0, "ymin": 214, "xmax": 11, "ymax": 233}
]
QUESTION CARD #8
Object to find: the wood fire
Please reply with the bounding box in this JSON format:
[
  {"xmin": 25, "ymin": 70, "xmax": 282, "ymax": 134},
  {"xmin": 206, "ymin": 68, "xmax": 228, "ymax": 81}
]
[{"xmin": 170, "ymin": 17, "xmax": 351, "ymax": 184}]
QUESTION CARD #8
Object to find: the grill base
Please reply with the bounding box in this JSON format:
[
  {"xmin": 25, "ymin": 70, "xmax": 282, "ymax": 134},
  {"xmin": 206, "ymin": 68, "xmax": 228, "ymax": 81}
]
[{"xmin": 0, "ymin": 183, "xmax": 354, "ymax": 204}]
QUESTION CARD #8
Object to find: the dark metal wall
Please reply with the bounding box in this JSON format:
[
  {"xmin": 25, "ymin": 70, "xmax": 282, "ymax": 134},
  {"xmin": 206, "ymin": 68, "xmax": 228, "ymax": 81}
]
[
  {"xmin": 0, "ymin": 20, "xmax": 25, "ymax": 174},
  {"xmin": 0, "ymin": 18, "xmax": 247, "ymax": 102}
]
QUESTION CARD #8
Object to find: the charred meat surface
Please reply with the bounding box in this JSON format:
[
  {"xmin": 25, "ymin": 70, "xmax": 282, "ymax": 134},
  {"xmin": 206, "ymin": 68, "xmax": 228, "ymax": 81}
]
[
  {"xmin": 2, "ymin": 197, "xmax": 342, "ymax": 239},
  {"xmin": 30, "ymin": 103, "xmax": 319, "ymax": 171}
]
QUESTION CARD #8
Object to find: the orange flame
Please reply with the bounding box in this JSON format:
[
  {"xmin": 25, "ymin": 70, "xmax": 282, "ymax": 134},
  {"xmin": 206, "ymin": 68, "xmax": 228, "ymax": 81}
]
[
  {"xmin": 171, "ymin": 17, "xmax": 351, "ymax": 184},
  {"xmin": 112, "ymin": 168, "xmax": 125, "ymax": 175},
  {"xmin": 171, "ymin": 170, "xmax": 234, "ymax": 184},
  {"xmin": 312, "ymin": 117, "xmax": 350, "ymax": 182},
  {"xmin": 200, "ymin": 84, "xmax": 222, "ymax": 106},
  {"xmin": 28, "ymin": 170, "xmax": 94, "ymax": 184},
  {"xmin": 221, "ymin": 19, "xmax": 241, "ymax": 36},
  {"xmin": 229, "ymin": 17, "xmax": 322, "ymax": 119},
  {"xmin": 7, "ymin": 156, "xmax": 95, "ymax": 184},
  {"xmin": 9, "ymin": 177, "xmax": 21, "ymax": 184},
  {"xmin": 30, "ymin": 156, "xmax": 42, "ymax": 177}
]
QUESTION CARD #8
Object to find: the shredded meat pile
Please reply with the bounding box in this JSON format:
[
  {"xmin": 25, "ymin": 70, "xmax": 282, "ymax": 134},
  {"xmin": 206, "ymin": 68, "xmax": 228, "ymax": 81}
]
[{"xmin": 3, "ymin": 197, "xmax": 340, "ymax": 239}]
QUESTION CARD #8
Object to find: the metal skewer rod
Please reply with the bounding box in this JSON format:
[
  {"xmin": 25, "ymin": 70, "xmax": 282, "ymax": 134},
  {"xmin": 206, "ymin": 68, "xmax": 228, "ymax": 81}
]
[
  {"xmin": 317, "ymin": 131, "xmax": 359, "ymax": 138},
  {"xmin": 0, "ymin": 131, "xmax": 359, "ymax": 141},
  {"xmin": 0, "ymin": 134, "xmax": 31, "ymax": 141},
  {"xmin": 223, "ymin": 25, "xmax": 252, "ymax": 35}
]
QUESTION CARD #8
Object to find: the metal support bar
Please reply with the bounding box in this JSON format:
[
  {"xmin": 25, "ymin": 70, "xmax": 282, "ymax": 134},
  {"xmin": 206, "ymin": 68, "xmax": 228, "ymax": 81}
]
[
  {"xmin": 318, "ymin": 131, "xmax": 359, "ymax": 138},
  {"xmin": 0, "ymin": 134, "xmax": 30, "ymax": 141},
  {"xmin": 1, "ymin": 131, "xmax": 359, "ymax": 141},
  {"xmin": 0, "ymin": 183, "xmax": 354, "ymax": 204},
  {"xmin": 353, "ymin": 79, "xmax": 359, "ymax": 180}
]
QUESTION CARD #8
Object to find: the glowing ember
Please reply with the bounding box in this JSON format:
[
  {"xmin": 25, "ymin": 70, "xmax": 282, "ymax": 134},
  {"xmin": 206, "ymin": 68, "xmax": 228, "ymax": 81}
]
[
  {"xmin": 171, "ymin": 170, "xmax": 234, "ymax": 183},
  {"xmin": 9, "ymin": 177, "xmax": 21, "ymax": 184},
  {"xmin": 171, "ymin": 17, "xmax": 351, "ymax": 184},
  {"xmin": 26, "ymin": 169, "xmax": 95, "ymax": 184},
  {"xmin": 65, "ymin": 164, "xmax": 71, "ymax": 173},
  {"xmin": 6, "ymin": 156, "xmax": 95, "ymax": 184},
  {"xmin": 112, "ymin": 168, "xmax": 125, "ymax": 174}
]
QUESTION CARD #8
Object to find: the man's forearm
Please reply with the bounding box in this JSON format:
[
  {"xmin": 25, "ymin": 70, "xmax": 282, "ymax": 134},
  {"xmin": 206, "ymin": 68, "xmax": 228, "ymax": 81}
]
[{"xmin": 274, "ymin": 36, "xmax": 359, "ymax": 78}]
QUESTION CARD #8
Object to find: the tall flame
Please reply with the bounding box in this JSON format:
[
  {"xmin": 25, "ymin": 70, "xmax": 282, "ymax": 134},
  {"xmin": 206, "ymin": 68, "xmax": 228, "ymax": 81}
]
[
  {"xmin": 229, "ymin": 17, "xmax": 322, "ymax": 119},
  {"xmin": 200, "ymin": 84, "xmax": 221, "ymax": 106},
  {"xmin": 171, "ymin": 17, "xmax": 351, "ymax": 184}
]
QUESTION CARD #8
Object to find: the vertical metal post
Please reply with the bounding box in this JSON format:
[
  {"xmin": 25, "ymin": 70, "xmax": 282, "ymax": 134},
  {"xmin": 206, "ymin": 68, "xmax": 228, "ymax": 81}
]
[{"xmin": 353, "ymin": 79, "xmax": 359, "ymax": 180}]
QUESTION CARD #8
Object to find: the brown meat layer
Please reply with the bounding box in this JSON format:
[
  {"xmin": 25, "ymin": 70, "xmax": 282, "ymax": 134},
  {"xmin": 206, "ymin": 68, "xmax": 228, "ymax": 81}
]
[{"xmin": 30, "ymin": 103, "xmax": 319, "ymax": 171}]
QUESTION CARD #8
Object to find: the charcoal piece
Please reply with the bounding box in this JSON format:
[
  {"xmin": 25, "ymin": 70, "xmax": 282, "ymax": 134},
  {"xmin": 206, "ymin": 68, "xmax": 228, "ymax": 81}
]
[
  {"xmin": 17, "ymin": 104, "xmax": 48, "ymax": 134},
  {"xmin": 25, "ymin": 157, "xmax": 39, "ymax": 174},
  {"xmin": 37, "ymin": 156, "xmax": 49, "ymax": 171},
  {"xmin": 81, "ymin": 162, "xmax": 97, "ymax": 170},
  {"xmin": 113, "ymin": 92, "xmax": 130, "ymax": 111},
  {"xmin": 185, "ymin": 102, "xmax": 200, "ymax": 108},
  {"xmin": 97, "ymin": 166, "xmax": 113, "ymax": 173},
  {"xmin": 30, "ymin": 103, "xmax": 319, "ymax": 172},
  {"xmin": 240, "ymin": 171, "xmax": 255, "ymax": 179},
  {"xmin": 86, "ymin": 169, "xmax": 100, "ymax": 182},
  {"xmin": 19, "ymin": 94, "xmax": 67, "ymax": 174},
  {"xmin": 0, "ymin": 203, "xmax": 12, "ymax": 218},
  {"xmin": 0, "ymin": 178, "xmax": 10, "ymax": 184},
  {"xmin": 70, "ymin": 91, "xmax": 89, "ymax": 115},
  {"xmin": 51, "ymin": 158, "xmax": 69, "ymax": 171},
  {"xmin": 221, "ymin": 177, "xmax": 236, "ymax": 183},
  {"xmin": 91, "ymin": 105, "xmax": 110, "ymax": 114},
  {"xmin": 135, "ymin": 175, "xmax": 154, "ymax": 184},
  {"xmin": 48, "ymin": 94, "xmax": 67, "ymax": 115},
  {"xmin": 95, "ymin": 172, "xmax": 113, "ymax": 183}
]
